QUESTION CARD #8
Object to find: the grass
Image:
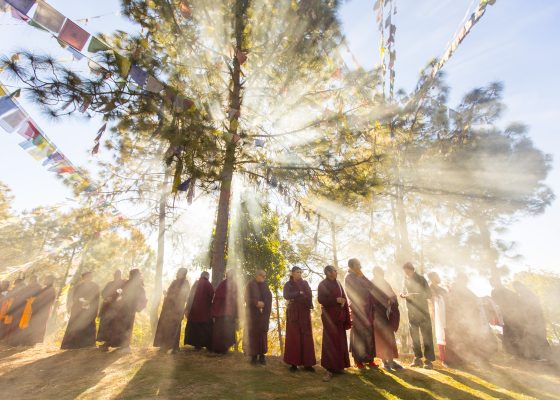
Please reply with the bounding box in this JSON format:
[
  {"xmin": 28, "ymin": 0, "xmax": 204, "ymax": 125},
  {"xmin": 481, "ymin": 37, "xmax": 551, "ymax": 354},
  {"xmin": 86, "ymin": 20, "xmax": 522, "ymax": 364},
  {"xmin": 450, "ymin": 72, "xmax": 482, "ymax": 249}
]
[{"xmin": 0, "ymin": 345, "xmax": 558, "ymax": 400}]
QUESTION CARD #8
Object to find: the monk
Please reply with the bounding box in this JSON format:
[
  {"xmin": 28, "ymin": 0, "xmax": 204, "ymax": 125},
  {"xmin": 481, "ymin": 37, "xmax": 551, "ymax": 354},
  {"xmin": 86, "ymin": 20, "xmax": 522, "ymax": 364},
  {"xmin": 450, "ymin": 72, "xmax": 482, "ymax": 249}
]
[
  {"xmin": 446, "ymin": 273, "xmax": 497, "ymax": 365},
  {"xmin": 400, "ymin": 262, "xmax": 435, "ymax": 369},
  {"xmin": 97, "ymin": 270, "xmax": 125, "ymax": 350},
  {"xmin": 3, "ymin": 278, "xmax": 29, "ymax": 346},
  {"xmin": 61, "ymin": 272, "xmax": 100, "ymax": 349},
  {"xmin": 427, "ymin": 271, "xmax": 447, "ymax": 367},
  {"xmin": 490, "ymin": 276, "xmax": 523, "ymax": 357},
  {"xmin": 27, "ymin": 275, "xmax": 56, "ymax": 345},
  {"xmin": 13, "ymin": 275, "xmax": 42, "ymax": 346},
  {"xmin": 0, "ymin": 280, "xmax": 10, "ymax": 340},
  {"xmin": 154, "ymin": 268, "xmax": 190, "ymax": 353},
  {"xmin": 244, "ymin": 270, "xmax": 272, "ymax": 365},
  {"xmin": 283, "ymin": 266, "xmax": 316, "ymax": 372},
  {"xmin": 512, "ymin": 281, "xmax": 549, "ymax": 360},
  {"xmin": 372, "ymin": 267, "xmax": 402, "ymax": 371},
  {"xmin": 211, "ymin": 270, "xmax": 238, "ymax": 354},
  {"xmin": 184, "ymin": 271, "xmax": 214, "ymax": 350},
  {"xmin": 105, "ymin": 269, "xmax": 147, "ymax": 352},
  {"xmin": 345, "ymin": 258, "xmax": 378, "ymax": 369},
  {"xmin": 318, "ymin": 265, "xmax": 351, "ymax": 382}
]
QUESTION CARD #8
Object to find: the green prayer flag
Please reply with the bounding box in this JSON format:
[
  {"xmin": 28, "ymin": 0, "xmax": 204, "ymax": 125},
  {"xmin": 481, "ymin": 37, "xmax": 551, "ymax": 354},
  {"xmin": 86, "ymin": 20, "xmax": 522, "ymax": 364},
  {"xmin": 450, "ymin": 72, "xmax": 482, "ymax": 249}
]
[
  {"xmin": 28, "ymin": 19, "xmax": 47, "ymax": 31},
  {"xmin": 88, "ymin": 36, "xmax": 111, "ymax": 53},
  {"xmin": 113, "ymin": 51, "xmax": 131, "ymax": 77}
]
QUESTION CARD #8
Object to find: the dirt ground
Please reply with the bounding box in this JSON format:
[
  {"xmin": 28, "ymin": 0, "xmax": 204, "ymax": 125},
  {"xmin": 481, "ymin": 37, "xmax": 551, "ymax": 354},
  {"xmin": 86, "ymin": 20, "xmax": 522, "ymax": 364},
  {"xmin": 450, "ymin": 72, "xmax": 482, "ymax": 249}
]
[{"xmin": 0, "ymin": 344, "xmax": 559, "ymax": 400}]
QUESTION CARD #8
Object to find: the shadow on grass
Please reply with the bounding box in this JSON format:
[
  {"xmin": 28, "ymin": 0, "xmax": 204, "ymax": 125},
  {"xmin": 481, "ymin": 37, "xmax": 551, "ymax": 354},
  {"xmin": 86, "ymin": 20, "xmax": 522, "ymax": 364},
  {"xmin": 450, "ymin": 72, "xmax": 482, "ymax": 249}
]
[
  {"xmin": 117, "ymin": 349, "xmax": 528, "ymax": 400},
  {"xmin": 0, "ymin": 348, "xmax": 123, "ymax": 400}
]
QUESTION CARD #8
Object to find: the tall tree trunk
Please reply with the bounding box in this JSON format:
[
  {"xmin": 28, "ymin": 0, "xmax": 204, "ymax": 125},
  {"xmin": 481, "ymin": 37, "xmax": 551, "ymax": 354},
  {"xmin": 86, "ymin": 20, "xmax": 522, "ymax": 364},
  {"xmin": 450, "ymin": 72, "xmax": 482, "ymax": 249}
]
[
  {"xmin": 330, "ymin": 220, "xmax": 339, "ymax": 270},
  {"xmin": 150, "ymin": 167, "xmax": 171, "ymax": 334},
  {"xmin": 275, "ymin": 291, "xmax": 284, "ymax": 356},
  {"xmin": 475, "ymin": 215, "xmax": 497, "ymax": 277},
  {"xmin": 395, "ymin": 185, "xmax": 413, "ymax": 267},
  {"xmin": 210, "ymin": 0, "xmax": 249, "ymax": 287}
]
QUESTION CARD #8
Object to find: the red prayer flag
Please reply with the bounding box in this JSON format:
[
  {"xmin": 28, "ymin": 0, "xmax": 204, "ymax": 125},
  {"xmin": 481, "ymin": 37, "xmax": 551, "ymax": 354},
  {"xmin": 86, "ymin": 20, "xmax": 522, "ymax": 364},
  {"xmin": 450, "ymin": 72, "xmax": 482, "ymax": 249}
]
[
  {"xmin": 58, "ymin": 19, "xmax": 90, "ymax": 51},
  {"xmin": 17, "ymin": 120, "xmax": 40, "ymax": 140}
]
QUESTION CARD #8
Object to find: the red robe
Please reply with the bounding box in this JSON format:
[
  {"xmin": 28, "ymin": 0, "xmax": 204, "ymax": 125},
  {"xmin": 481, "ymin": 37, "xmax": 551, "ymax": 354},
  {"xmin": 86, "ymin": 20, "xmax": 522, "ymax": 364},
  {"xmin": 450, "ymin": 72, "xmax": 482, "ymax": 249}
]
[
  {"xmin": 211, "ymin": 278, "xmax": 238, "ymax": 353},
  {"xmin": 184, "ymin": 277, "xmax": 214, "ymax": 348},
  {"xmin": 283, "ymin": 278, "xmax": 316, "ymax": 367},
  {"xmin": 244, "ymin": 279, "xmax": 272, "ymax": 357},
  {"xmin": 154, "ymin": 278, "xmax": 190, "ymax": 350},
  {"xmin": 345, "ymin": 272, "xmax": 376, "ymax": 363},
  {"xmin": 372, "ymin": 277, "xmax": 399, "ymax": 360},
  {"xmin": 318, "ymin": 278, "xmax": 351, "ymax": 372}
]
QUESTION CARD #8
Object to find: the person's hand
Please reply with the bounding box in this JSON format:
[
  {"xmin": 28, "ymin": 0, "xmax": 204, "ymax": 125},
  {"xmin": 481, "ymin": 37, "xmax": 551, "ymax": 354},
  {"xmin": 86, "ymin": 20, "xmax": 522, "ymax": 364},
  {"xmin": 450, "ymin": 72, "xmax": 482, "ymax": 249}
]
[
  {"xmin": 257, "ymin": 301, "xmax": 265, "ymax": 309},
  {"xmin": 299, "ymin": 291, "xmax": 304, "ymax": 295},
  {"xmin": 399, "ymin": 293, "xmax": 407, "ymax": 298},
  {"xmin": 336, "ymin": 297, "xmax": 346, "ymax": 305}
]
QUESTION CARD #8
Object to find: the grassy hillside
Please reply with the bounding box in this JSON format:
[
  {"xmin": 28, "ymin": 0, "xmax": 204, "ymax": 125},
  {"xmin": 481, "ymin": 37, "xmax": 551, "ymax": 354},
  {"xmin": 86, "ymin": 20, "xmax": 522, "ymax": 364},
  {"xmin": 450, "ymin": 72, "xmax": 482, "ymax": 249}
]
[{"xmin": 0, "ymin": 345, "xmax": 558, "ymax": 400}]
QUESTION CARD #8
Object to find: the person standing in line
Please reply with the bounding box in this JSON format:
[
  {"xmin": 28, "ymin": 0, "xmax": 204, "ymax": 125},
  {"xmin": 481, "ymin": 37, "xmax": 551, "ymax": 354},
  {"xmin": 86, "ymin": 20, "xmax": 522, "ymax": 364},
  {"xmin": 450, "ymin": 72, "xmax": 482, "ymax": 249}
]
[
  {"xmin": 318, "ymin": 265, "xmax": 351, "ymax": 382},
  {"xmin": 283, "ymin": 266, "xmax": 316, "ymax": 372},
  {"xmin": 184, "ymin": 271, "xmax": 214, "ymax": 350},
  {"xmin": 400, "ymin": 262, "xmax": 435, "ymax": 369},
  {"xmin": 427, "ymin": 271, "xmax": 447, "ymax": 367},
  {"xmin": 244, "ymin": 270, "xmax": 272, "ymax": 365}
]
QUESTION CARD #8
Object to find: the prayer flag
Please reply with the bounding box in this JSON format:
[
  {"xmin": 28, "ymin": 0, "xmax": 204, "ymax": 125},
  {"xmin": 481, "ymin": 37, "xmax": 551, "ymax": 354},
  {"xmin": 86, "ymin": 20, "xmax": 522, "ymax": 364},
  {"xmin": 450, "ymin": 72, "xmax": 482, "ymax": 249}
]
[
  {"xmin": 255, "ymin": 139, "xmax": 265, "ymax": 147},
  {"xmin": 28, "ymin": 19, "xmax": 47, "ymax": 31},
  {"xmin": 0, "ymin": 97, "xmax": 26, "ymax": 132},
  {"xmin": 177, "ymin": 178, "xmax": 190, "ymax": 192},
  {"xmin": 28, "ymin": 143, "xmax": 54, "ymax": 160},
  {"xmin": 42, "ymin": 151, "xmax": 64, "ymax": 166},
  {"xmin": 17, "ymin": 120, "xmax": 40, "ymax": 140},
  {"xmin": 10, "ymin": 6, "xmax": 28, "ymax": 20},
  {"xmin": 129, "ymin": 64, "xmax": 148, "ymax": 87},
  {"xmin": 145, "ymin": 75, "xmax": 164, "ymax": 93},
  {"xmin": 113, "ymin": 51, "xmax": 131, "ymax": 77},
  {"xmin": 95, "ymin": 123, "xmax": 107, "ymax": 141},
  {"xmin": 6, "ymin": 0, "xmax": 34, "ymax": 14},
  {"xmin": 0, "ymin": 86, "xmax": 5, "ymax": 96},
  {"xmin": 87, "ymin": 36, "xmax": 110, "ymax": 53},
  {"xmin": 56, "ymin": 165, "xmax": 75, "ymax": 174},
  {"xmin": 67, "ymin": 46, "xmax": 84, "ymax": 61},
  {"xmin": 58, "ymin": 19, "xmax": 90, "ymax": 51},
  {"xmin": 0, "ymin": 95, "xmax": 18, "ymax": 117},
  {"xmin": 91, "ymin": 142, "xmax": 100, "ymax": 155},
  {"xmin": 19, "ymin": 140, "xmax": 34, "ymax": 150},
  {"xmin": 384, "ymin": 15, "xmax": 391, "ymax": 29},
  {"xmin": 373, "ymin": 0, "xmax": 381, "ymax": 11},
  {"xmin": 33, "ymin": 1, "xmax": 65, "ymax": 33}
]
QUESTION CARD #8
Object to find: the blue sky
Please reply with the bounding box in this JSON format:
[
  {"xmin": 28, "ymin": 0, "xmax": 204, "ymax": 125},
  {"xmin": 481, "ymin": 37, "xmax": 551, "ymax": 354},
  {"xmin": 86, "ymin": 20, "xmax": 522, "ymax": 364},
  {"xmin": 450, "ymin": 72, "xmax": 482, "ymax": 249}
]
[{"xmin": 0, "ymin": 0, "xmax": 558, "ymax": 273}]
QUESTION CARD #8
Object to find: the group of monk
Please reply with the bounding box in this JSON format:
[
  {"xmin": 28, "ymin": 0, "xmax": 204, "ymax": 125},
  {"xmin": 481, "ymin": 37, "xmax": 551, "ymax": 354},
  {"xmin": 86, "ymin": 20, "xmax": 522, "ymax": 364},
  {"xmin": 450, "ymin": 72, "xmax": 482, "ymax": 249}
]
[
  {"xmin": 0, "ymin": 258, "xmax": 550, "ymax": 383},
  {"xmin": 0, "ymin": 275, "xmax": 56, "ymax": 346}
]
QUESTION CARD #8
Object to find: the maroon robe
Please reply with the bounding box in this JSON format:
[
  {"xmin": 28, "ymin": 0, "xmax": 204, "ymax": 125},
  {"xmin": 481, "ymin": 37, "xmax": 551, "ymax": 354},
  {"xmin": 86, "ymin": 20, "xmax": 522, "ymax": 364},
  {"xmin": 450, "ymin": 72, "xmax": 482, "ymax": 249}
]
[
  {"xmin": 2, "ymin": 284, "xmax": 28, "ymax": 345},
  {"xmin": 27, "ymin": 284, "xmax": 56, "ymax": 345},
  {"xmin": 105, "ymin": 278, "xmax": 147, "ymax": 348},
  {"xmin": 318, "ymin": 278, "xmax": 351, "ymax": 372},
  {"xmin": 154, "ymin": 278, "xmax": 190, "ymax": 350},
  {"xmin": 283, "ymin": 278, "xmax": 316, "ymax": 367},
  {"xmin": 61, "ymin": 281, "xmax": 100, "ymax": 349},
  {"xmin": 372, "ymin": 277, "xmax": 399, "ymax": 360},
  {"xmin": 211, "ymin": 278, "xmax": 238, "ymax": 353},
  {"xmin": 184, "ymin": 277, "xmax": 214, "ymax": 348},
  {"xmin": 244, "ymin": 279, "xmax": 272, "ymax": 357},
  {"xmin": 97, "ymin": 278, "xmax": 125, "ymax": 343},
  {"xmin": 9, "ymin": 282, "xmax": 42, "ymax": 346},
  {"xmin": 345, "ymin": 272, "xmax": 377, "ymax": 364}
]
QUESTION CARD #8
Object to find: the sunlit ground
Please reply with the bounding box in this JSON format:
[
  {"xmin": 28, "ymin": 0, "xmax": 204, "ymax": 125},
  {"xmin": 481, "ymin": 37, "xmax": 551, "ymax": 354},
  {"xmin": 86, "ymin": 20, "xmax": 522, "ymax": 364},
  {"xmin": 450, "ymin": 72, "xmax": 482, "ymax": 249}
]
[{"xmin": 1, "ymin": 343, "xmax": 558, "ymax": 400}]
